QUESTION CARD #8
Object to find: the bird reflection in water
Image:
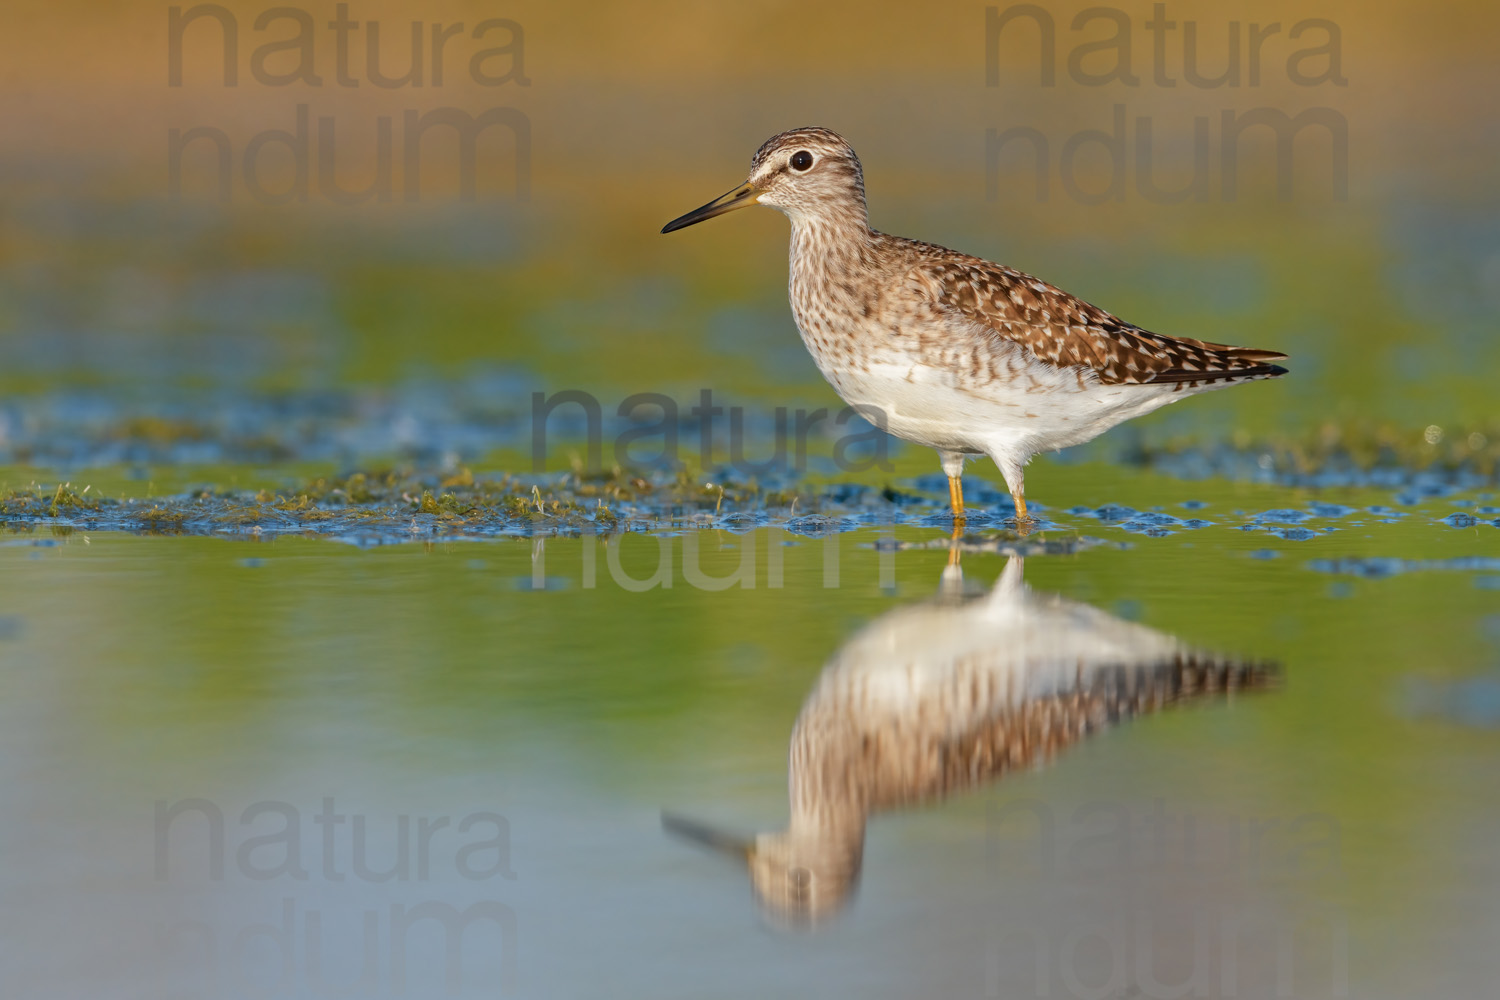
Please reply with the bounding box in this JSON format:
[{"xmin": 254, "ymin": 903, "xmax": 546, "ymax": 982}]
[{"xmin": 665, "ymin": 555, "xmax": 1277, "ymax": 927}]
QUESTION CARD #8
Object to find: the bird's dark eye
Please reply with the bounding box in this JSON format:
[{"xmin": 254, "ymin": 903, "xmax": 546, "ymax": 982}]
[{"xmin": 790, "ymin": 150, "xmax": 814, "ymax": 171}]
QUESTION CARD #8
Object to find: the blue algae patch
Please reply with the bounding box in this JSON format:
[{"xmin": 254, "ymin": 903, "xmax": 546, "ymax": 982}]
[
  {"xmin": 784, "ymin": 515, "xmax": 849, "ymax": 538},
  {"xmin": 0, "ymin": 616, "xmax": 21, "ymax": 640},
  {"xmin": 719, "ymin": 512, "xmax": 771, "ymax": 534},
  {"xmin": 1116, "ymin": 438, "xmax": 1500, "ymax": 493},
  {"xmin": 239, "ymin": 557, "xmax": 265, "ymax": 568},
  {"xmin": 780, "ymin": 515, "xmax": 852, "ymax": 539},
  {"xmin": 1123, "ymin": 511, "xmax": 1177, "ymax": 526},
  {"xmin": 1116, "ymin": 511, "xmax": 1216, "ymax": 535},
  {"xmin": 1309, "ymin": 556, "xmax": 1500, "ymax": 578},
  {"xmin": 1443, "ymin": 513, "xmax": 1481, "ymax": 527},
  {"xmin": 1309, "ymin": 557, "xmax": 1406, "ymax": 578},
  {"xmin": 908, "ymin": 473, "xmax": 951, "ymax": 494},
  {"xmin": 1068, "ymin": 505, "xmax": 1213, "ymax": 534},
  {"xmin": 1181, "ymin": 500, "xmax": 1208, "ymax": 510},
  {"xmin": 1402, "ymin": 675, "xmax": 1500, "ymax": 728},
  {"xmin": 1249, "ymin": 549, "xmax": 1281, "ymax": 560},
  {"xmin": 1092, "ymin": 504, "xmax": 1139, "ymax": 522},
  {"xmin": 1254, "ymin": 509, "xmax": 1314, "ymax": 523},
  {"xmin": 1476, "ymin": 577, "xmax": 1500, "ymax": 590},
  {"xmin": 1327, "ymin": 581, "xmax": 1355, "ymax": 599},
  {"xmin": 512, "ymin": 576, "xmax": 571, "ymax": 591},
  {"xmin": 1395, "ymin": 480, "xmax": 1464, "ymax": 505},
  {"xmin": 1307, "ymin": 502, "xmax": 1356, "ymax": 518},
  {"xmin": 879, "ymin": 487, "xmax": 928, "ymax": 508},
  {"xmin": 1240, "ymin": 506, "xmax": 1361, "ymax": 537}
]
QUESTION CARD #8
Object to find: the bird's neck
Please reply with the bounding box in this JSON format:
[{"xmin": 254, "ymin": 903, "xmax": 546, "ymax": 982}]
[
  {"xmin": 787, "ymin": 717, "xmax": 870, "ymax": 845},
  {"xmin": 787, "ymin": 205, "xmax": 874, "ymax": 271},
  {"xmin": 787, "ymin": 785, "xmax": 868, "ymax": 845},
  {"xmin": 776, "ymin": 804, "xmax": 865, "ymax": 883}
]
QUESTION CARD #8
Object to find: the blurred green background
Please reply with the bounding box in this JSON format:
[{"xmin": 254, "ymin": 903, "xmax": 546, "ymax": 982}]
[
  {"xmin": 2, "ymin": 0, "xmax": 1497, "ymax": 444},
  {"xmin": 3, "ymin": 6, "xmax": 1500, "ymax": 997}
]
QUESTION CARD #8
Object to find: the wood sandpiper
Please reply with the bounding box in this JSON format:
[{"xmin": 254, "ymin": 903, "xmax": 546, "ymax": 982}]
[{"xmin": 663, "ymin": 127, "xmax": 1289, "ymax": 522}]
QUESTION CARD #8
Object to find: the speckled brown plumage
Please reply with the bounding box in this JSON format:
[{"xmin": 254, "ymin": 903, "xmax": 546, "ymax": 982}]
[
  {"xmin": 736, "ymin": 558, "xmax": 1278, "ymax": 925},
  {"xmin": 907, "ymin": 251, "xmax": 1288, "ymax": 386},
  {"xmin": 663, "ymin": 127, "xmax": 1290, "ymax": 518},
  {"xmin": 797, "ymin": 649, "xmax": 1272, "ymax": 825}
]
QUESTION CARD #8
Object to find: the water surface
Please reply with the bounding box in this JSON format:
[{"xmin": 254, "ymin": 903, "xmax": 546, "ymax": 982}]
[{"xmin": 3, "ymin": 464, "xmax": 1497, "ymax": 998}]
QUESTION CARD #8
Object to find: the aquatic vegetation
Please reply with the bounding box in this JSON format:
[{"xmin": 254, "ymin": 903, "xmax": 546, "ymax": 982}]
[
  {"xmin": 0, "ymin": 467, "xmax": 817, "ymax": 542},
  {"xmin": 1119, "ymin": 419, "xmax": 1500, "ymax": 491},
  {"xmin": 1, "ymin": 484, "xmax": 100, "ymax": 519},
  {"xmin": 3, "ymin": 386, "xmax": 1500, "ymax": 501},
  {"xmin": 4, "ymin": 453, "xmax": 1495, "ymax": 563}
]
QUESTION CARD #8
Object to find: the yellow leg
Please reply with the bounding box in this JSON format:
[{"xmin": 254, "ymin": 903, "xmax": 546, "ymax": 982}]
[
  {"xmin": 948, "ymin": 475, "xmax": 965, "ymax": 519},
  {"xmin": 1012, "ymin": 490, "xmax": 1033, "ymax": 536},
  {"xmin": 948, "ymin": 476, "xmax": 966, "ymax": 562}
]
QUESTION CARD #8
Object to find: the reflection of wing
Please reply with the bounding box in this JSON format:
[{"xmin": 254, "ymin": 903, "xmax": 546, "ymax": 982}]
[
  {"xmin": 803, "ymin": 558, "xmax": 1270, "ymax": 813},
  {"xmin": 730, "ymin": 557, "xmax": 1275, "ymax": 927}
]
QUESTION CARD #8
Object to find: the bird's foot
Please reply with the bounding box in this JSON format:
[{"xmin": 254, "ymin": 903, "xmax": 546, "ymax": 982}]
[{"xmin": 1011, "ymin": 494, "xmax": 1035, "ymax": 537}]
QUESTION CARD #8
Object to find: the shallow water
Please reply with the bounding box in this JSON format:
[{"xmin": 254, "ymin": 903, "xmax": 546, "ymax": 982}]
[
  {"xmin": 2, "ymin": 460, "xmax": 1498, "ymax": 999},
  {"xmin": 5, "ymin": 2, "xmax": 1500, "ymax": 994}
]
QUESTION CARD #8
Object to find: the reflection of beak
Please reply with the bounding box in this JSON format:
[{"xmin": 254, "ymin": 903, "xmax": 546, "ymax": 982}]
[
  {"xmin": 661, "ymin": 811, "xmax": 755, "ymax": 860},
  {"xmin": 661, "ymin": 182, "xmax": 760, "ymax": 234}
]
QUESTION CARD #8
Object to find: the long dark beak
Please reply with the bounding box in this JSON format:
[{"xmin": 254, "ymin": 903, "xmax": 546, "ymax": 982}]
[
  {"xmin": 661, "ymin": 182, "xmax": 760, "ymax": 234},
  {"xmin": 661, "ymin": 811, "xmax": 755, "ymax": 859}
]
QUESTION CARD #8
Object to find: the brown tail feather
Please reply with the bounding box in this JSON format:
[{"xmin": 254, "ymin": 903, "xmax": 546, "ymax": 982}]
[
  {"xmin": 1147, "ymin": 363, "xmax": 1288, "ymax": 385},
  {"xmin": 1231, "ymin": 349, "xmax": 1290, "ymax": 364}
]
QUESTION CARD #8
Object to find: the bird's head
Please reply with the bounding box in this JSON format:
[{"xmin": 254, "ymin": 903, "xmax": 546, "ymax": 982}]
[
  {"xmin": 662, "ymin": 812, "xmax": 862, "ymax": 930},
  {"xmin": 661, "ymin": 126, "xmax": 867, "ymax": 234}
]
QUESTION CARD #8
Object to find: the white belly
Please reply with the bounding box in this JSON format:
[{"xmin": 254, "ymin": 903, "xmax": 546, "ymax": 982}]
[{"xmin": 820, "ymin": 358, "xmax": 1181, "ymax": 459}]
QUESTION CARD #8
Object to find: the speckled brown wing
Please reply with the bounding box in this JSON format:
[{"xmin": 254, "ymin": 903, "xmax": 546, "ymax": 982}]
[
  {"xmin": 906, "ymin": 250, "xmax": 1288, "ymax": 386},
  {"xmin": 865, "ymin": 653, "xmax": 1276, "ymax": 811}
]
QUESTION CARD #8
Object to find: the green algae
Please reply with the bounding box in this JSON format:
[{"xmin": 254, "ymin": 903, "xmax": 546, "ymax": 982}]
[
  {"xmin": 0, "ymin": 466, "xmax": 706, "ymax": 541},
  {"xmin": 3, "ymin": 451, "xmax": 1495, "ymax": 548}
]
